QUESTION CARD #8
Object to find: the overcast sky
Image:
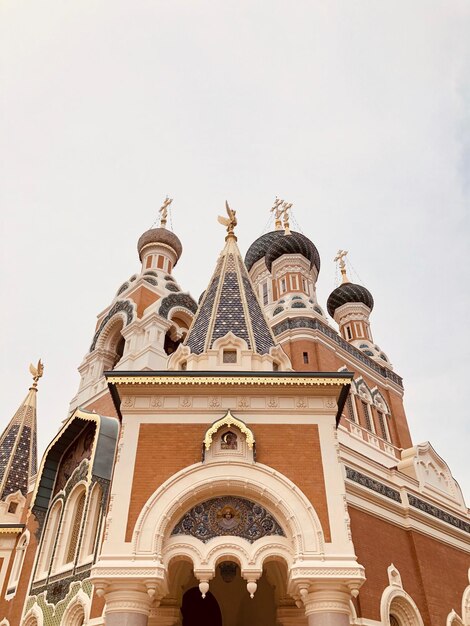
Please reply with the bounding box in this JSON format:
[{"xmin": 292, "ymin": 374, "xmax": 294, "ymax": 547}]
[{"xmin": 1, "ymin": 1, "xmax": 469, "ymax": 499}]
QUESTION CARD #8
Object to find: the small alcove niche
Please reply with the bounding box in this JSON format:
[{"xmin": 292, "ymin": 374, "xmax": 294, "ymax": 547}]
[{"xmin": 203, "ymin": 410, "xmax": 255, "ymax": 463}]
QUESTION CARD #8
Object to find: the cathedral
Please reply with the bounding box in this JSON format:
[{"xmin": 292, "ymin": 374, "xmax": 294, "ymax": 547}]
[{"xmin": 0, "ymin": 200, "xmax": 469, "ymax": 626}]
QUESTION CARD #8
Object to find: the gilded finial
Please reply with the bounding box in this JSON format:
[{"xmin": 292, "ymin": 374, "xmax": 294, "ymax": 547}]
[
  {"xmin": 282, "ymin": 201, "xmax": 292, "ymax": 235},
  {"xmin": 334, "ymin": 250, "xmax": 350, "ymax": 284},
  {"xmin": 271, "ymin": 197, "xmax": 284, "ymax": 230},
  {"xmin": 29, "ymin": 359, "xmax": 44, "ymax": 391},
  {"xmin": 159, "ymin": 196, "xmax": 173, "ymax": 229},
  {"xmin": 217, "ymin": 201, "xmax": 238, "ymax": 240}
]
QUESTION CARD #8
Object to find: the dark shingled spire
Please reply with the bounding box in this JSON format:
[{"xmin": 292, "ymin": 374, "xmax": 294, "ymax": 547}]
[
  {"xmin": 185, "ymin": 236, "xmax": 276, "ymax": 356},
  {"xmin": 0, "ymin": 372, "xmax": 40, "ymax": 500}
]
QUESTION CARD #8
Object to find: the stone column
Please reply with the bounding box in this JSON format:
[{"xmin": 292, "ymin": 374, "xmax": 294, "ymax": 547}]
[
  {"xmin": 303, "ymin": 584, "xmax": 351, "ymax": 626},
  {"xmin": 104, "ymin": 583, "xmax": 152, "ymax": 626}
]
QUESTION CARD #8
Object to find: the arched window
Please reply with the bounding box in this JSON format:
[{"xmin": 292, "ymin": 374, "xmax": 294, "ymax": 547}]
[
  {"xmin": 64, "ymin": 489, "xmax": 86, "ymax": 565},
  {"xmin": 80, "ymin": 482, "xmax": 102, "ymax": 561},
  {"xmin": 6, "ymin": 531, "xmax": 29, "ymax": 594},
  {"xmin": 36, "ymin": 499, "xmax": 63, "ymax": 578}
]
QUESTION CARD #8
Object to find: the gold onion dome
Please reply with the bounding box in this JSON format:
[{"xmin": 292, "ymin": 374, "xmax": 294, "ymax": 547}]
[{"xmin": 137, "ymin": 228, "xmax": 183, "ymax": 265}]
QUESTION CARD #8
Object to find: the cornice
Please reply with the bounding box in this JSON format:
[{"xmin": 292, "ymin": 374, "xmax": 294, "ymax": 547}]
[{"xmin": 106, "ymin": 373, "xmax": 352, "ymax": 388}]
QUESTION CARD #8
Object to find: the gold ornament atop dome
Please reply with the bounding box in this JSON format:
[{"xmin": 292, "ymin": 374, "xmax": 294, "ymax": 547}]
[
  {"xmin": 29, "ymin": 359, "xmax": 44, "ymax": 390},
  {"xmin": 159, "ymin": 196, "xmax": 173, "ymax": 229},
  {"xmin": 270, "ymin": 197, "xmax": 292, "ymax": 233},
  {"xmin": 334, "ymin": 249, "xmax": 350, "ymax": 284},
  {"xmin": 217, "ymin": 201, "xmax": 238, "ymax": 240}
]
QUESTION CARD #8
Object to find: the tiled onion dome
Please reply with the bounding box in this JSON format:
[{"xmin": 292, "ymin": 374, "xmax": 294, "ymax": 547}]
[
  {"xmin": 137, "ymin": 228, "xmax": 183, "ymax": 265},
  {"xmin": 244, "ymin": 231, "xmax": 321, "ymax": 273},
  {"xmin": 244, "ymin": 231, "xmax": 286, "ymax": 272},
  {"xmin": 327, "ymin": 282, "xmax": 374, "ymax": 317},
  {"xmin": 265, "ymin": 232, "xmax": 321, "ymax": 272}
]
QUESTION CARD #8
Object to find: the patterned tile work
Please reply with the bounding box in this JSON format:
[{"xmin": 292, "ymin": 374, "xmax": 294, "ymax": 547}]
[
  {"xmin": 89, "ymin": 300, "xmax": 134, "ymax": 351},
  {"xmin": 272, "ymin": 316, "xmax": 403, "ymax": 387},
  {"xmin": 407, "ymin": 494, "xmax": 470, "ymax": 534},
  {"xmin": 265, "ymin": 231, "xmax": 321, "ymax": 272},
  {"xmin": 345, "ymin": 467, "xmax": 402, "ymax": 502},
  {"xmin": 241, "ymin": 274, "xmax": 275, "ymax": 354},
  {"xmin": 171, "ymin": 495, "xmax": 285, "ymax": 543},
  {"xmin": 327, "ymin": 282, "xmax": 374, "ymax": 317},
  {"xmin": 185, "ymin": 274, "xmax": 220, "ymax": 354},
  {"xmin": 211, "ymin": 260, "xmax": 251, "ymax": 348},
  {"xmin": 0, "ymin": 424, "xmax": 20, "ymax": 476},
  {"xmin": 158, "ymin": 293, "xmax": 198, "ymax": 319},
  {"xmin": 2, "ymin": 425, "xmax": 32, "ymax": 498},
  {"xmin": 244, "ymin": 230, "xmax": 286, "ymax": 271}
]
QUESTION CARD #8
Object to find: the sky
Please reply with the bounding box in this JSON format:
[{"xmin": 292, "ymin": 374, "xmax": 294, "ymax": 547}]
[{"xmin": 1, "ymin": 1, "xmax": 469, "ymax": 498}]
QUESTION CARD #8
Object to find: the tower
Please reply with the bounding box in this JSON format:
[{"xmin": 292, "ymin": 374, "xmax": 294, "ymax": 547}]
[{"xmin": 1, "ymin": 200, "xmax": 469, "ymax": 626}]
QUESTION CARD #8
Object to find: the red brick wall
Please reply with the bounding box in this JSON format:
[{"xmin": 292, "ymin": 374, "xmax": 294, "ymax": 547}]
[
  {"xmin": 126, "ymin": 424, "xmax": 207, "ymax": 540},
  {"xmin": 349, "ymin": 507, "xmax": 469, "ymax": 625},
  {"xmin": 126, "ymin": 423, "xmax": 331, "ymax": 543},
  {"xmin": 253, "ymin": 424, "xmax": 331, "ymax": 541}
]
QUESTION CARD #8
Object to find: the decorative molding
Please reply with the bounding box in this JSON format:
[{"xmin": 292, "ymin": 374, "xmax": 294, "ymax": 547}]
[
  {"xmin": 90, "ymin": 300, "xmax": 135, "ymax": 351},
  {"xmin": 272, "ymin": 316, "xmax": 403, "ymax": 387},
  {"xmin": 407, "ymin": 494, "xmax": 470, "ymax": 534},
  {"xmin": 203, "ymin": 411, "xmax": 255, "ymax": 450},
  {"xmin": 345, "ymin": 467, "xmax": 401, "ymax": 502},
  {"xmin": 108, "ymin": 374, "xmax": 351, "ymax": 387}
]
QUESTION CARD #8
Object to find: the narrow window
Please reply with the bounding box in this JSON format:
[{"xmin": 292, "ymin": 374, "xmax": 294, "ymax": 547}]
[
  {"xmin": 37, "ymin": 500, "xmax": 62, "ymax": 577},
  {"xmin": 272, "ymin": 361, "xmax": 279, "ymax": 372},
  {"xmin": 8, "ymin": 501, "xmax": 18, "ymax": 514},
  {"xmin": 302, "ymin": 352, "xmax": 309, "ymax": 364},
  {"xmin": 157, "ymin": 255, "xmax": 164, "ymax": 269},
  {"xmin": 346, "ymin": 325, "xmax": 352, "ymax": 340},
  {"xmin": 291, "ymin": 275, "xmax": 298, "ymax": 290},
  {"xmin": 280, "ymin": 278, "xmax": 286, "ymax": 294},
  {"xmin": 361, "ymin": 401, "xmax": 373, "ymax": 432},
  {"xmin": 145, "ymin": 255, "xmax": 153, "ymax": 269},
  {"xmin": 66, "ymin": 492, "xmax": 86, "ymax": 564},
  {"xmin": 262, "ymin": 282, "xmax": 269, "ymax": 305},
  {"xmin": 377, "ymin": 412, "xmax": 390, "ymax": 442},
  {"xmin": 81, "ymin": 484, "xmax": 102, "ymax": 560},
  {"xmin": 302, "ymin": 278, "xmax": 307, "ymax": 292},
  {"xmin": 346, "ymin": 396, "xmax": 356, "ymax": 422}
]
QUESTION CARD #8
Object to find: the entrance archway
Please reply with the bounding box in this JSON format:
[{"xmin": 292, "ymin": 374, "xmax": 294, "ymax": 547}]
[
  {"xmin": 179, "ymin": 561, "xmax": 278, "ymax": 626},
  {"xmin": 181, "ymin": 587, "xmax": 222, "ymax": 626}
]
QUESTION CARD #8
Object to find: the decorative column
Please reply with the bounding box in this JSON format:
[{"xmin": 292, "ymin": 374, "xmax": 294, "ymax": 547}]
[
  {"xmin": 302, "ymin": 584, "xmax": 351, "ymax": 626},
  {"xmin": 103, "ymin": 583, "xmax": 152, "ymax": 626}
]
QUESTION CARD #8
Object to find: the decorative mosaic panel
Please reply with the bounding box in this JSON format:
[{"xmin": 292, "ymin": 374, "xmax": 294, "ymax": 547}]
[
  {"xmin": 407, "ymin": 494, "xmax": 470, "ymax": 534},
  {"xmin": 345, "ymin": 467, "xmax": 401, "ymax": 502},
  {"xmin": 171, "ymin": 496, "xmax": 285, "ymax": 543}
]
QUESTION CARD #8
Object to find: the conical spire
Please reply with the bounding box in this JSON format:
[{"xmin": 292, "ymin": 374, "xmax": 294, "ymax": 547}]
[
  {"xmin": 0, "ymin": 361, "xmax": 42, "ymax": 500},
  {"xmin": 185, "ymin": 206, "xmax": 276, "ymax": 356}
]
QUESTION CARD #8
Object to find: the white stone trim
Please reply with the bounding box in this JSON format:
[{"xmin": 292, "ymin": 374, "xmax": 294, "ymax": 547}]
[
  {"xmin": 380, "ymin": 569, "xmax": 425, "ymax": 626},
  {"xmin": 22, "ymin": 604, "xmax": 44, "ymax": 626},
  {"xmin": 61, "ymin": 589, "xmax": 90, "ymax": 625},
  {"xmin": 132, "ymin": 460, "xmax": 325, "ymax": 557}
]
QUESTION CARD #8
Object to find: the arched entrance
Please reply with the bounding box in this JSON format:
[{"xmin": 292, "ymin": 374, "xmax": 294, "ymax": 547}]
[
  {"xmin": 181, "ymin": 588, "xmax": 222, "ymax": 626},
  {"xmin": 177, "ymin": 560, "xmax": 279, "ymax": 626}
]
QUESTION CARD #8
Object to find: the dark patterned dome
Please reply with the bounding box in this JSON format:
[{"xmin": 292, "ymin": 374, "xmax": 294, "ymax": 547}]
[
  {"xmin": 265, "ymin": 232, "xmax": 320, "ymax": 272},
  {"xmin": 245, "ymin": 230, "xmax": 320, "ymax": 273},
  {"xmin": 327, "ymin": 282, "xmax": 374, "ymax": 317},
  {"xmin": 244, "ymin": 231, "xmax": 285, "ymax": 271},
  {"xmin": 137, "ymin": 228, "xmax": 183, "ymax": 264}
]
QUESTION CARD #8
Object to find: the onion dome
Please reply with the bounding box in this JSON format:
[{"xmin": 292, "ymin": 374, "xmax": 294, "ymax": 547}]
[
  {"xmin": 137, "ymin": 228, "xmax": 183, "ymax": 265},
  {"xmin": 327, "ymin": 282, "xmax": 374, "ymax": 318},
  {"xmin": 265, "ymin": 232, "xmax": 320, "ymax": 272},
  {"xmin": 244, "ymin": 231, "xmax": 285, "ymax": 271},
  {"xmin": 244, "ymin": 231, "xmax": 320, "ymax": 273}
]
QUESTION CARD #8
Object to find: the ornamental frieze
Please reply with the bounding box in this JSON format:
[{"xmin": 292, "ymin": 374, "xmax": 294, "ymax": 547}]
[{"xmin": 171, "ymin": 496, "xmax": 285, "ymax": 543}]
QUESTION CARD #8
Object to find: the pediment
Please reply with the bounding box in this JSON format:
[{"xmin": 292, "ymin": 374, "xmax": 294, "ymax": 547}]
[{"xmin": 398, "ymin": 441, "xmax": 465, "ymax": 509}]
